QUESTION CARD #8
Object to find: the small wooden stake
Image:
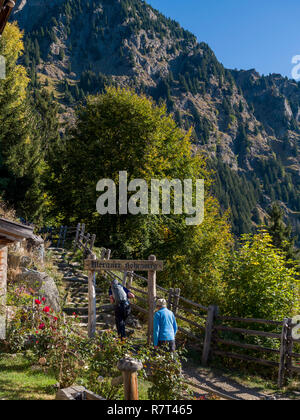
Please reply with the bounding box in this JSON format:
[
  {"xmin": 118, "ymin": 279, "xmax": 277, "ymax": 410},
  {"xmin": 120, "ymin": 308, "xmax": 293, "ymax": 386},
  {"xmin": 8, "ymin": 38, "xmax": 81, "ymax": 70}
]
[{"xmin": 117, "ymin": 357, "xmax": 143, "ymax": 401}]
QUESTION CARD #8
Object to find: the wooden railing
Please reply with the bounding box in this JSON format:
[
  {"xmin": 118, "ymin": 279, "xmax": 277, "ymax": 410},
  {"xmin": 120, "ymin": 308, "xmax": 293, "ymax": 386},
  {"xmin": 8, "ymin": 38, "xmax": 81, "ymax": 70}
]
[{"xmin": 72, "ymin": 223, "xmax": 96, "ymax": 257}]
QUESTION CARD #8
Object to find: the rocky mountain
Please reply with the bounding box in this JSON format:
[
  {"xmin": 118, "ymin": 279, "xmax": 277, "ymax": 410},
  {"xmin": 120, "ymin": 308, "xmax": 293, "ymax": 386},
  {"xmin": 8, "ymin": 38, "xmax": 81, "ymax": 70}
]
[{"xmin": 12, "ymin": 0, "xmax": 300, "ymax": 243}]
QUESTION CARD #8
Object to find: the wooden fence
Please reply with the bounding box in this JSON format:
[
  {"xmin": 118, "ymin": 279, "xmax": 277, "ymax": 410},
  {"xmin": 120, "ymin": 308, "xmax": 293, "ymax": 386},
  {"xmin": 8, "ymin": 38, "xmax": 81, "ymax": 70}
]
[
  {"xmin": 72, "ymin": 223, "xmax": 96, "ymax": 257},
  {"xmin": 41, "ymin": 225, "xmax": 300, "ymax": 388},
  {"xmin": 41, "ymin": 224, "xmax": 96, "ymax": 256}
]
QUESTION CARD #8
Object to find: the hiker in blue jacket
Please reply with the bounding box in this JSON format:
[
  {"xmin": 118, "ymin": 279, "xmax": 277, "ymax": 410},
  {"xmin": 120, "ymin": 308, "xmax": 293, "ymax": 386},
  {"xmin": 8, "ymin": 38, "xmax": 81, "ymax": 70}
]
[{"xmin": 153, "ymin": 299, "xmax": 178, "ymax": 352}]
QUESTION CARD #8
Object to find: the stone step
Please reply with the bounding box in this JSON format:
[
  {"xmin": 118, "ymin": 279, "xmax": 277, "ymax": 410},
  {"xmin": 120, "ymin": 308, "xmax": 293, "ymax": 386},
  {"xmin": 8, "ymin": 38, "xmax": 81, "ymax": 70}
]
[
  {"xmin": 63, "ymin": 307, "xmax": 90, "ymax": 315},
  {"xmin": 66, "ymin": 300, "xmax": 103, "ymax": 306},
  {"xmin": 67, "ymin": 294, "xmax": 104, "ymax": 299},
  {"xmin": 64, "ymin": 273, "xmax": 88, "ymax": 280},
  {"xmin": 69, "ymin": 287, "xmax": 102, "ymax": 295},
  {"xmin": 64, "ymin": 279, "xmax": 88, "ymax": 285},
  {"xmin": 63, "ymin": 307, "xmax": 109, "ymax": 315},
  {"xmin": 64, "ymin": 303, "xmax": 114, "ymax": 315}
]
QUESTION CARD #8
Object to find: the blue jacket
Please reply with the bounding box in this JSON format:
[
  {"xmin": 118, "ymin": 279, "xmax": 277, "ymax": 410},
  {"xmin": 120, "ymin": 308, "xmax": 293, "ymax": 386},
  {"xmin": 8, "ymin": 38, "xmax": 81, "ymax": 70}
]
[{"xmin": 153, "ymin": 308, "xmax": 178, "ymax": 347}]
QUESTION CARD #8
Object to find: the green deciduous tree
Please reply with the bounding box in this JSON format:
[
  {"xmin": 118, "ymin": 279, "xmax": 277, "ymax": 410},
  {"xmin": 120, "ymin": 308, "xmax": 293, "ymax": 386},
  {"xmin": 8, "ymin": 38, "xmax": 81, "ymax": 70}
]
[{"xmin": 223, "ymin": 231, "xmax": 299, "ymax": 320}]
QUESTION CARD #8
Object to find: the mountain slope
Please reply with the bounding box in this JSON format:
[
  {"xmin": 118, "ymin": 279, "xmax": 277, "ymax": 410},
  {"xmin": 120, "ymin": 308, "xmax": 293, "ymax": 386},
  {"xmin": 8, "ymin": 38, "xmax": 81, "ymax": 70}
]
[{"xmin": 12, "ymin": 0, "xmax": 300, "ymax": 243}]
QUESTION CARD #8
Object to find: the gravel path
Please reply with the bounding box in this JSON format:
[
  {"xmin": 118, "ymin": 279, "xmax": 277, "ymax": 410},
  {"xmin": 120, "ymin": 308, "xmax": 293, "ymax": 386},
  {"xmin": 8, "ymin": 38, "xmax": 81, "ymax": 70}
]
[{"xmin": 183, "ymin": 366, "xmax": 283, "ymax": 400}]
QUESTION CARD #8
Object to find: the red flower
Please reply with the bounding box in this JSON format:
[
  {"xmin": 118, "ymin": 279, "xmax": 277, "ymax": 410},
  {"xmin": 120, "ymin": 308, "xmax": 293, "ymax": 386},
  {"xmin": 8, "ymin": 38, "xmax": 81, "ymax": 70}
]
[
  {"xmin": 35, "ymin": 299, "xmax": 41, "ymax": 305},
  {"xmin": 54, "ymin": 317, "xmax": 58, "ymax": 321},
  {"xmin": 42, "ymin": 297, "xmax": 46, "ymax": 302},
  {"xmin": 39, "ymin": 323, "xmax": 45, "ymax": 330},
  {"xmin": 43, "ymin": 306, "xmax": 50, "ymax": 313}
]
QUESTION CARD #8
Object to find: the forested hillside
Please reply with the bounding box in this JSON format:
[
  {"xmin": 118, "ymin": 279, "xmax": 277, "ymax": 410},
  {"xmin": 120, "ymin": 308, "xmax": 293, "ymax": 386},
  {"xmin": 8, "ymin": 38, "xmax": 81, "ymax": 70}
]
[{"xmin": 5, "ymin": 0, "xmax": 300, "ymax": 247}]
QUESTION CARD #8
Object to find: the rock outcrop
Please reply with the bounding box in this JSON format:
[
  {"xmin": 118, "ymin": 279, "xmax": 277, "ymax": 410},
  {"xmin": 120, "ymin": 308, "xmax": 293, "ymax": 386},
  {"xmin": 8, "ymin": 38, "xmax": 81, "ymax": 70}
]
[{"xmin": 16, "ymin": 269, "xmax": 61, "ymax": 312}]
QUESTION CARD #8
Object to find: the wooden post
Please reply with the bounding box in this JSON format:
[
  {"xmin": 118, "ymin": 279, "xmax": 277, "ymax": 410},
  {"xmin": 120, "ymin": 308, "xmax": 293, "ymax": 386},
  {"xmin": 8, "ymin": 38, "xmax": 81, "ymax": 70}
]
[
  {"xmin": 90, "ymin": 234, "xmax": 96, "ymax": 253},
  {"xmin": 127, "ymin": 272, "xmax": 134, "ymax": 288},
  {"xmin": 79, "ymin": 224, "xmax": 85, "ymax": 244},
  {"xmin": 117, "ymin": 357, "xmax": 143, "ymax": 401},
  {"xmin": 202, "ymin": 305, "xmax": 218, "ymax": 366},
  {"xmin": 106, "ymin": 249, "xmax": 111, "ymax": 260},
  {"xmin": 278, "ymin": 318, "xmax": 289, "ymax": 388},
  {"xmin": 62, "ymin": 226, "xmax": 68, "ymax": 249},
  {"xmin": 167, "ymin": 288, "xmax": 174, "ymax": 310},
  {"xmin": 286, "ymin": 318, "xmax": 294, "ymax": 380},
  {"xmin": 84, "ymin": 233, "xmax": 90, "ymax": 258},
  {"xmin": 88, "ymin": 254, "xmax": 97, "ymax": 338},
  {"xmin": 73, "ymin": 223, "xmax": 81, "ymax": 252},
  {"xmin": 147, "ymin": 255, "xmax": 157, "ymax": 345},
  {"xmin": 57, "ymin": 226, "xmax": 63, "ymax": 248},
  {"xmin": 173, "ymin": 288, "xmax": 181, "ymax": 315}
]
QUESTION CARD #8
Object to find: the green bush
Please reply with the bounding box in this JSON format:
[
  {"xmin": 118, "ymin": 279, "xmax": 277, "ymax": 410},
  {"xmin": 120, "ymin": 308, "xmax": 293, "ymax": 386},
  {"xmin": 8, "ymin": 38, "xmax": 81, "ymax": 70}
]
[{"xmin": 223, "ymin": 231, "xmax": 299, "ymax": 320}]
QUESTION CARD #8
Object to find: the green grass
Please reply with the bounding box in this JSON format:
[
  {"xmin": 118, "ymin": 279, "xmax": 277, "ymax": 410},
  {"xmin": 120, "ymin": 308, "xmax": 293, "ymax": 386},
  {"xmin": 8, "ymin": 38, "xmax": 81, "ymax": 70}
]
[
  {"xmin": 137, "ymin": 379, "xmax": 152, "ymax": 400},
  {"xmin": 0, "ymin": 353, "xmax": 57, "ymax": 400}
]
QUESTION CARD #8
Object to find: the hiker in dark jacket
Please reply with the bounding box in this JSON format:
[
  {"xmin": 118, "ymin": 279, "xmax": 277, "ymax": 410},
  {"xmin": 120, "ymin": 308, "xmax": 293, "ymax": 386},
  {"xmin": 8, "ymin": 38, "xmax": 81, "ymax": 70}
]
[
  {"xmin": 153, "ymin": 299, "xmax": 178, "ymax": 352},
  {"xmin": 109, "ymin": 279, "xmax": 135, "ymax": 339}
]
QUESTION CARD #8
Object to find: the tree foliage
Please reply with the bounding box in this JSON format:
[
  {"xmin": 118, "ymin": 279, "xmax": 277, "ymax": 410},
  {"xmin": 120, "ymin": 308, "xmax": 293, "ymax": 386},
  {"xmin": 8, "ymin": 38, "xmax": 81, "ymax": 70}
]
[
  {"xmin": 0, "ymin": 23, "xmax": 61, "ymax": 222},
  {"xmin": 48, "ymin": 87, "xmax": 233, "ymax": 304},
  {"xmin": 223, "ymin": 231, "xmax": 299, "ymax": 320}
]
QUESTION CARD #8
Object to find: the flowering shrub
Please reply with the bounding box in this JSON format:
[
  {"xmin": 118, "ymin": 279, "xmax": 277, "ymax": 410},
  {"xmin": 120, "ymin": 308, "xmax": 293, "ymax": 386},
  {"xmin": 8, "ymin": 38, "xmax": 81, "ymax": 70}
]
[{"xmin": 5, "ymin": 297, "xmax": 90, "ymax": 388}]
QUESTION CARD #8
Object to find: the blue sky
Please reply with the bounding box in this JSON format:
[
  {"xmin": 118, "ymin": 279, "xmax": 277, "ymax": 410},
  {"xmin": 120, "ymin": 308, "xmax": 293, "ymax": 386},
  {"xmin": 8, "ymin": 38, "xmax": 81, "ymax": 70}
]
[{"xmin": 147, "ymin": 0, "xmax": 300, "ymax": 79}]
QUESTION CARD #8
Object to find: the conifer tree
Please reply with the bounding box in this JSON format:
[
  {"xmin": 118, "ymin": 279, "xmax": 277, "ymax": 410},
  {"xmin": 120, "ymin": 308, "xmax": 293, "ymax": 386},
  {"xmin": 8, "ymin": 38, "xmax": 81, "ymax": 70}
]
[{"xmin": 267, "ymin": 202, "xmax": 299, "ymax": 262}]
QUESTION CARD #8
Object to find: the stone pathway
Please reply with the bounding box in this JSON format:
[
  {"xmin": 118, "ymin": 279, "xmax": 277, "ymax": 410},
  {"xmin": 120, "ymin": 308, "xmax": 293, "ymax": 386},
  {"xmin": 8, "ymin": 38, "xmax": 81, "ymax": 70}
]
[{"xmin": 49, "ymin": 248, "xmax": 115, "ymax": 333}]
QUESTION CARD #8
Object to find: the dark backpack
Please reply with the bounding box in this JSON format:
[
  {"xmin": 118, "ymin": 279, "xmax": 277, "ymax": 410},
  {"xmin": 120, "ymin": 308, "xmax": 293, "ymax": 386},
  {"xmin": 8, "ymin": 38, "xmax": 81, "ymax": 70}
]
[{"xmin": 111, "ymin": 280, "xmax": 128, "ymax": 304}]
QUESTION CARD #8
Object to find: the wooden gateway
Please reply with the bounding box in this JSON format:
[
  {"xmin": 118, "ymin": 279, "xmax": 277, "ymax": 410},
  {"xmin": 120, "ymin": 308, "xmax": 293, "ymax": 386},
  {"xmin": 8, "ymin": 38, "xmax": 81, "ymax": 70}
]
[
  {"xmin": 0, "ymin": 218, "xmax": 35, "ymax": 340},
  {"xmin": 85, "ymin": 254, "xmax": 163, "ymax": 344}
]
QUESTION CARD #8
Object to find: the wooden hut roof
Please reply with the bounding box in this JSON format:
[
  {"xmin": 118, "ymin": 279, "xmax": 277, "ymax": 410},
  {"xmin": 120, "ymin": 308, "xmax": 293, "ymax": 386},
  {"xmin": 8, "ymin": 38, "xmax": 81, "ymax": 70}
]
[{"xmin": 0, "ymin": 217, "xmax": 34, "ymax": 247}]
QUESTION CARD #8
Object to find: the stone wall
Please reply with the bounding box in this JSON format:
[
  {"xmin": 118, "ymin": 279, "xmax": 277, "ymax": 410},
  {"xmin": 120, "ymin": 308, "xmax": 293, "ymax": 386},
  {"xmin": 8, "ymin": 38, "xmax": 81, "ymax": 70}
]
[{"xmin": 0, "ymin": 247, "xmax": 8, "ymax": 340}]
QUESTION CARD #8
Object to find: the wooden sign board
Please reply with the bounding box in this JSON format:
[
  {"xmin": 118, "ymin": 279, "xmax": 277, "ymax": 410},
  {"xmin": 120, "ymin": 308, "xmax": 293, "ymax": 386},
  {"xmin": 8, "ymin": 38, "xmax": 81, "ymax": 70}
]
[{"xmin": 85, "ymin": 259, "xmax": 164, "ymax": 272}]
